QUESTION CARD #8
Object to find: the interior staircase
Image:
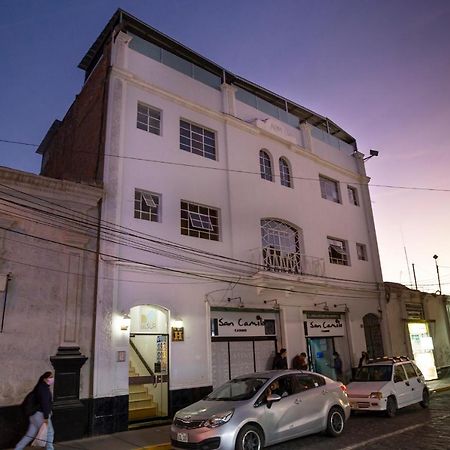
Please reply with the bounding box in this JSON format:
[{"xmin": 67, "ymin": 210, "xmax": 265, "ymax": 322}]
[{"xmin": 128, "ymin": 362, "xmax": 158, "ymax": 421}]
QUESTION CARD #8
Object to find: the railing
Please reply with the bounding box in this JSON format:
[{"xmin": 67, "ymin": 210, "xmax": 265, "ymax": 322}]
[
  {"xmin": 249, "ymin": 247, "xmax": 325, "ymax": 277},
  {"xmin": 129, "ymin": 336, "xmax": 157, "ymax": 385}
]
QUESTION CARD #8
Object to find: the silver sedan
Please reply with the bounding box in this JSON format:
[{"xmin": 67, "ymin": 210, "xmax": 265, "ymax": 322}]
[{"xmin": 171, "ymin": 369, "xmax": 350, "ymax": 450}]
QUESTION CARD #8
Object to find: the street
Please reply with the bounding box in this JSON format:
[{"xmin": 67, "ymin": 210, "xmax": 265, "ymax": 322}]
[{"xmin": 268, "ymin": 390, "xmax": 450, "ymax": 450}]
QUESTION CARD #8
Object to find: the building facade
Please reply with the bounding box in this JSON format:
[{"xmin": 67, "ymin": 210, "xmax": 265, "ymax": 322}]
[
  {"xmin": 384, "ymin": 282, "xmax": 450, "ymax": 381},
  {"xmin": 0, "ymin": 167, "xmax": 101, "ymax": 448},
  {"xmin": 37, "ymin": 9, "xmax": 391, "ymax": 437}
]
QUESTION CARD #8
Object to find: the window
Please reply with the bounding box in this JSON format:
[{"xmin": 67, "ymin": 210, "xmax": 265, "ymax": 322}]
[
  {"xmin": 328, "ymin": 237, "xmax": 349, "ymax": 265},
  {"xmin": 356, "ymin": 243, "xmax": 368, "ymax": 261},
  {"xmin": 404, "ymin": 363, "xmax": 418, "ymax": 379},
  {"xmin": 181, "ymin": 201, "xmax": 219, "ymax": 241},
  {"xmin": 180, "ymin": 120, "xmax": 216, "ymax": 160},
  {"xmin": 347, "ymin": 185, "xmax": 359, "ymax": 206},
  {"xmin": 279, "ymin": 157, "xmax": 292, "ymax": 187},
  {"xmin": 320, "ymin": 175, "xmax": 340, "ymax": 203},
  {"xmin": 261, "ymin": 219, "xmax": 302, "ymax": 273},
  {"xmin": 259, "ymin": 150, "xmax": 273, "ymax": 181},
  {"xmin": 137, "ymin": 103, "xmax": 161, "ymax": 135},
  {"xmin": 394, "ymin": 365, "xmax": 407, "ymax": 383},
  {"xmin": 134, "ymin": 189, "xmax": 160, "ymax": 222}
]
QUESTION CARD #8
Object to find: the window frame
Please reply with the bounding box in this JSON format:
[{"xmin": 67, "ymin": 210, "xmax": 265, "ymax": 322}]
[
  {"xmin": 180, "ymin": 200, "xmax": 220, "ymax": 241},
  {"xmin": 347, "ymin": 185, "xmax": 359, "ymax": 206},
  {"xmin": 319, "ymin": 175, "xmax": 341, "ymax": 203},
  {"xmin": 327, "ymin": 237, "xmax": 349, "ymax": 266},
  {"xmin": 356, "ymin": 243, "xmax": 368, "ymax": 261},
  {"xmin": 136, "ymin": 102, "xmax": 162, "ymax": 136},
  {"xmin": 180, "ymin": 119, "xmax": 217, "ymax": 160},
  {"xmin": 134, "ymin": 189, "xmax": 161, "ymax": 222},
  {"xmin": 259, "ymin": 150, "xmax": 273, "ymax": 182},
  {"xmin": 279, "ymin": 157, "xmax": 292, "ymax": 188}
]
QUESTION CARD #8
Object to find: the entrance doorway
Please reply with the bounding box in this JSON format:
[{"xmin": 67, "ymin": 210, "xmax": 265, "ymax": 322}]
[
  {"xmin": 128, "ymin": 305, "xmax": 169, "ymax": 423},
  {"xmin": 307, "ymin": 337, "xmax": 335, "ymax": 379}
]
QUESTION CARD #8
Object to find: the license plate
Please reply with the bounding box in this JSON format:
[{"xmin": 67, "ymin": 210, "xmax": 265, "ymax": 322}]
[{"xmin": 177, "ymin": 432, "xmax": 188, "ymax": 442}]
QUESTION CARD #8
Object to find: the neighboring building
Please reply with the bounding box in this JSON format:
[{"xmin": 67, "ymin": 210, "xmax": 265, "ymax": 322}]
[
  {"xmin": 0, "ymin": 167, "xmax": 101, "ymax": 448},
  {"xmin": 384, "ymin": 282, "xmax": 450, "ymax": 380},
  {"xmin": 36, "ymin": 9, "xmax": 391, "ymax": 437}
]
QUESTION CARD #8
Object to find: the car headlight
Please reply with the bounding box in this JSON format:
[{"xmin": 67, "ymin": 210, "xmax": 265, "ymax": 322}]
[
  {"xmin": 369, "ymin": 392, "xmax": 383, "ymax": 399},
  {"xmin": 204, "ymin": 409, "xmax": 234, "ymax": 428}
]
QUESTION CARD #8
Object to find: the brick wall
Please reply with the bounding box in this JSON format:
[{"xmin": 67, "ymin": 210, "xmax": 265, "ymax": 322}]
[{"xmin": 40, "ymin": 43, "xmax": 111, "ymax": 184}]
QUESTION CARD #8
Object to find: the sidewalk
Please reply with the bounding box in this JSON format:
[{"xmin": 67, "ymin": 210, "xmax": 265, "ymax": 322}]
[{"xmin": 10, "ymin": 378, "xmax": 450, "ymax": 450}]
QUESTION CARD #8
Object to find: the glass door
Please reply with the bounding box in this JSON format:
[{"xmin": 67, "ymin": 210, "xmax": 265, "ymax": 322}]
[
  {"xmin": 129, "ymin": 333, "xmax": 169, "ymax": 422},
  {"xmin": 307, "ymin": 337, "xmax": 335, "ymax": 379}
]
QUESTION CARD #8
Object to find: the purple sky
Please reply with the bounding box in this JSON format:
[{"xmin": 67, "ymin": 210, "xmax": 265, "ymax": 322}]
[{"xmin": 1, "ymin": 0, "xmax": 449, "ymax": 293}]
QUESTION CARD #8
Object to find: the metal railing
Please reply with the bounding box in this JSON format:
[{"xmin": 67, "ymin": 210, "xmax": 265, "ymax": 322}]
[{"xmin": 249, "ymin": 247, "xmax": 325, "ymax": 277}]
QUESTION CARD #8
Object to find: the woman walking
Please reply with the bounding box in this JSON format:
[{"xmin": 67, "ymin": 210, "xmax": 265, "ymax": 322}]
[{"xmin": 15, "ymin": 371, "xmax": 55, "ymax": 450}]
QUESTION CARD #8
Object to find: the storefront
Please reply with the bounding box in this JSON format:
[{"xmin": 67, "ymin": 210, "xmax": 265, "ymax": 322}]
[
  {"xmin": 407, "ymin": 321, "xmax": 438, "ymax": 381},
  {"xmin": 304, "ymin": 312, "xmax": 350, "ymax": 382},
  {"xmin": 210, "ymin": 308, "xmax": 279, "ymax": 388}
]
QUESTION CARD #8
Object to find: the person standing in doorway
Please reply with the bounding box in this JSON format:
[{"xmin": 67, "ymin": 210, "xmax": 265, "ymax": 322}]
[
  {"xmin": 292, "ymin": 352, "xmax": 308, "ymax": 370},
  {"xmin": 358, "ymin": 351, "xmax": 369, "ymax": 368},
  {"xmin": 15, "ymin": 371, "xmax": 55, "ymax": 450},
  {"xmin": 272, "ymin": 348, "xmax": 288, "ymax": 370},
  {"xmin": 332, "ymin": 352, "xmax": 343, "ymax": 382}
]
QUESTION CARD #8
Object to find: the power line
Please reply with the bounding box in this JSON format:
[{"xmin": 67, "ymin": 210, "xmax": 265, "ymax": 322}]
[{"xmin": 2, "ymin": 138, "xmax": 450, "ymax": 193}]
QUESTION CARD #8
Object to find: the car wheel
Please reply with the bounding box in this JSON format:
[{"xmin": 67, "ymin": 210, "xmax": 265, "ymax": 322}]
[
  {"xmin": 235, "ymin": 424, "xmax": 264, "ymax": 450},
  {"xmin": 420, "ymin": 388, "xmax": 430, "ymax": 408},
  {"xmin": 385, "ymin": 396, "xmax": 397, "ymax": 417},
  {"xmin": 326, "ymin": 406, "xmax": 345, "ymax": 437}
]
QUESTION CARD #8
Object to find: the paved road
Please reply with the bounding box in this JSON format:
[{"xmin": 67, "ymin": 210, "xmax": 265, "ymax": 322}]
[{"xmin": 268, "ymin": 390, "xmax": 450, "ymax": 450}]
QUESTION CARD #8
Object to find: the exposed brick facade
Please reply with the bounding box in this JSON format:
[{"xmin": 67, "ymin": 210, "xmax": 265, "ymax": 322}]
[{"xmin": 39, "ymin": 42, "xmax": 112, "ymax": 184}]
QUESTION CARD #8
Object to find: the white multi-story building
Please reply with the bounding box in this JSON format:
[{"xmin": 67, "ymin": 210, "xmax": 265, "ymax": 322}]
[{"xmin": 38, "ymin": 9, "xmax": 391, "ymax": 436}]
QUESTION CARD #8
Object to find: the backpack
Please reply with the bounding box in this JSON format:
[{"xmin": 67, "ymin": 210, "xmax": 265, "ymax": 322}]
[{"xmin": 21, "ymin": 391, "xmax": 39, "ymax": 417}]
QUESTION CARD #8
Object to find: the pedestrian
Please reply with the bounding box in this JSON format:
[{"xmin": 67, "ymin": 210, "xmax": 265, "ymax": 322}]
[
  {"xmin": 15, "ymin": 371, "xmax": 55, "ymax": 450},
  {"xmin": 358, "ymin": 351, "xmax": 369, "ymax": 368},
  {"xmin": 292, "ymin": 352, "xmax": 308, "ymax": 370},
  {"xmin": 272, "ymin": 348, "xmax": 288, "ymax": 370},
  {"xmin": 332, "ymin": 351, "xmax": 343, "ymax": 382}
]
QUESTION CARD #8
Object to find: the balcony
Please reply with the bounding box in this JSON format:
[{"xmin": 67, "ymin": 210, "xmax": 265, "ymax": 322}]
[{"xmin": 250, "ymin": 247, "xmax": 325, "ymax": 277}]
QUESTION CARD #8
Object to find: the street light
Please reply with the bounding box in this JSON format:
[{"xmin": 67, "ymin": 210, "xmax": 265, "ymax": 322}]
[{"xmin": 433, "ymin": 255, "xmax": 442, "ymax": 295}]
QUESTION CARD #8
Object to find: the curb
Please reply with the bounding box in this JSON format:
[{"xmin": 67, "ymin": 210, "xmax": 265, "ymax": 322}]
[
  {"xmin": 432, "ymin": 385, "xmax": 450, "ymax": 393},
  {"xmin": 136, "ymin": 444, "xmax": 172, "ymax": 450}
]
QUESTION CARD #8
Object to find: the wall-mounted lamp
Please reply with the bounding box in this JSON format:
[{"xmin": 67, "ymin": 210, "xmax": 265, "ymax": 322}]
[
  {"xmin": 314, "ymin": 301, "xmax": 329, "ymax": 311},
  {"xmin": 172, "ymin": 317, "xmax": 184, "ymax": 342},
  {"xmin": 363, "ymin": 149, "xmax": 379, "ymax": 162},
  {"xmin": 264, "ymin": 299, "xmax": 279, "ymax": 310},
  {"xmin": 120, "ymin": 312, "xmax": 131, "ymax": 331},
  {"xmin": 333, "ymin": 303, "xmax": 349, "ymax": 312},
  {"xmin": 227, "ymin": 296, "xmax": 244, "ymax": 308}
]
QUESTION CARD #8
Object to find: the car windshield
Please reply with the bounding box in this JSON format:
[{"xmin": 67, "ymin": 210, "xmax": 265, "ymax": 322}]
[
  {"xmin": 354, "ymin": 365, "xmax": 392, "ymax": 382},
  {"xmin": 206, "ymin": 377, "xmax": 269, "ymax": 401}
]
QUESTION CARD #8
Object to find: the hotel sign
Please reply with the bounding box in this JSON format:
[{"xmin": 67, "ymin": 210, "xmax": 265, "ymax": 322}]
[
  {"xmin": 305, "ymin": 318, "xmax": 345, "ymax": 337},
  {"xmin": 211, "ymin": 311, "xmax": 277, "ymax": 337}
]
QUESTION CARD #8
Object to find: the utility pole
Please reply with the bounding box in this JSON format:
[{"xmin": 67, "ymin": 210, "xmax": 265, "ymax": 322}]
[{"xmin": 433, "ymin": 255, "xmax": 442, "ymax": 294}]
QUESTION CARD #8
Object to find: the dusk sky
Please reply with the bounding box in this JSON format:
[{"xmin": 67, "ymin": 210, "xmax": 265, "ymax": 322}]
[{"xmin": 1, "ymin": 0, "xmax": 449, "ymax": 293}]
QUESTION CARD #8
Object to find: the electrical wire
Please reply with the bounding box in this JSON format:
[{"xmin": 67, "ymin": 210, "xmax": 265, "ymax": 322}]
[{"xmin": 2, "ymin": 138, "xmax": 450, "ymax": 193}]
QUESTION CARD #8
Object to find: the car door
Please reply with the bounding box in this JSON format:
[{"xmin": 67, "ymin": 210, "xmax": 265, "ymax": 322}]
[
  {"xmin": 393, "ymin": 364, "xmax": 411, "ymax": 407},
  {"xmin": 403, "ymin": 363, "xmax": 423, "ymax": 403}
]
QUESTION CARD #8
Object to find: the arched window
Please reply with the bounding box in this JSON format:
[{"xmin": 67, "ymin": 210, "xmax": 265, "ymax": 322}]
[
  {"xmin": 259, "ymin": 150, "xmax": 273, "ymax": 181},
  {"xmin": 279, "ymin": 157, "xmax": 292, "ymax": 187},
  {"xmin": 260, "ymin": 219, "xmax": 303, "ymax": 273}
]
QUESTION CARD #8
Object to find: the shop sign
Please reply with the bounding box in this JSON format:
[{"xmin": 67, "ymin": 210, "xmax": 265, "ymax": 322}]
[
  {"xmin": 211, "ymin": 311, "xmax": 277, "ymax": 337},
  {"xmin": 305, "ymin": 318, "xmax": 344, "ymax": 337}
]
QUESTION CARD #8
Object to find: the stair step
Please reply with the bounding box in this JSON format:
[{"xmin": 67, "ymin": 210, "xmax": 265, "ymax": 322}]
[
  {"xmin": 129, "ymin": 398, "xmax": 155, "ymax": 409},
  {"xmin": 129, "ymin": 392, "xmax": 153, "ymax": 401},
  {"xmin": 129, "ymin": 406, "xmax": 158, "ymax": 421},
  {"xmin": 129, "ymin": 385, "xmax": 147, "ymax": 394}
]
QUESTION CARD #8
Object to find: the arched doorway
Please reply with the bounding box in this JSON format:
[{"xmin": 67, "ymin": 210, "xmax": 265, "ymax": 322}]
[
  {"xmin": 128, "ymin": 305, "xmax": 169, "ymax": 423},
  {"xmin": 363, "ymin": 313, "xmax": 384, "ymax": 358}
]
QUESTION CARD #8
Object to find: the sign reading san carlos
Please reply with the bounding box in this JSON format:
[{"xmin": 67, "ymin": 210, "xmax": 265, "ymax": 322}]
[{"xmin": 305, "ymin": 318, "xmax": 345, "ymax": 337}]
